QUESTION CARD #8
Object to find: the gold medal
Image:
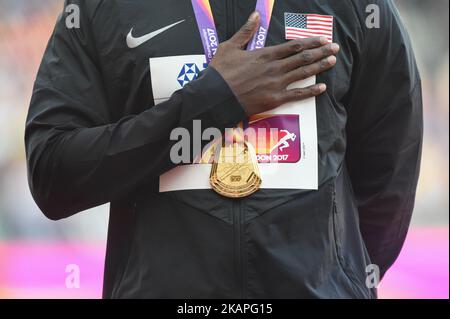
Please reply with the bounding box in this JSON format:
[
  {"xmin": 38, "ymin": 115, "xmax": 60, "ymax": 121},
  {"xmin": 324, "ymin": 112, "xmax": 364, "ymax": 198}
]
[{"xmin": 209, "ymin": 125, "xmax": 262, "ymax": 198}]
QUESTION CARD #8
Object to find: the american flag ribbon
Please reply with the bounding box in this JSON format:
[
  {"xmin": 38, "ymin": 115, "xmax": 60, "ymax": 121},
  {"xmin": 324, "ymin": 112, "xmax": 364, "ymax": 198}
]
[{"xmin": 284, "ymin": 13, "xmax": 334, "ymax": 43}]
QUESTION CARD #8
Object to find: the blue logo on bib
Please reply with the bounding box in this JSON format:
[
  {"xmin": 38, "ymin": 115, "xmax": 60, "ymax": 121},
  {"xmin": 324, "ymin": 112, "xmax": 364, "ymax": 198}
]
[{"xmin": 177, "ymin": 63, "xmax": 201, "ymax": 87}]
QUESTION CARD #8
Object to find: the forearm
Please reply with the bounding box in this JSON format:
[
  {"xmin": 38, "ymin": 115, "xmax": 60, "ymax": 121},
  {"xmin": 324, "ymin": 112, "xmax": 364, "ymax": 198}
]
[{"xmin": 26, "ymin": 67, "xmax": 246, "ymax": 220}]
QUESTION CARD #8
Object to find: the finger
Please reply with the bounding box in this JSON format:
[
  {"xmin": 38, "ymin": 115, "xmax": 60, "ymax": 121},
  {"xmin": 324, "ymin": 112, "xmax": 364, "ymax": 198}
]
[
  {"xmin": 229, "ymin": 12, "xmax": 260, "ymax": 48},
  {"xmin": 279, "ymin": 43, "xmax": 340, "ymax": 72},
  {"xmin": 282, "ymin": 56, "xmax": 337, "ymax": 84},
  {"xmin": 261, "ymin": 37, "xmax": 328, "ymax": 60},
  {"xmin": 277, "ymin": 83, "xmax": 327, "ymax": 105}
]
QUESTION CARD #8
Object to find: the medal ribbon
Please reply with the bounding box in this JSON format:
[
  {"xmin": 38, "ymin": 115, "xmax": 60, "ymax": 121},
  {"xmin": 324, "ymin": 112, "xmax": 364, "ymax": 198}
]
[
  {"xmin": 191, "ymin": 0, "xmax": 274, "ymax": 198},
  {"xmin": 191, "ymin": 0, "xmax": 275, "ymax": 63}
]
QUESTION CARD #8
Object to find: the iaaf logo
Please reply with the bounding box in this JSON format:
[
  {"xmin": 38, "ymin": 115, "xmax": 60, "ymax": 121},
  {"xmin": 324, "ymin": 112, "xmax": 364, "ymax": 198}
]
[
  {"xmin": 257, "ymin": 128, "xmax": 297, "ymax": 163},
  {"xmin": 247, "ymin": 114, "xmax": 301, "ymax": 163},
  {"xmin": 270, "ymin": 130, "xmax": 297, "ymax": 153}
]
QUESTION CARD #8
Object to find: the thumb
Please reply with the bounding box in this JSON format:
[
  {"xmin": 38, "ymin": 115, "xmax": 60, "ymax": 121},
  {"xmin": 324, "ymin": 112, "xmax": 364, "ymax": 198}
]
[{"xmin": 230, "ymin": 12, "xmax": 260, "ymax": 48}]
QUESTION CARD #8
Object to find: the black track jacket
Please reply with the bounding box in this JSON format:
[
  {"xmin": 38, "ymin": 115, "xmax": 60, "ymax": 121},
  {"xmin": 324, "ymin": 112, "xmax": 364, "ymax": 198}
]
[{"xmin": 25, "ymin": 0, "xmax": 422, "ymax": 298}]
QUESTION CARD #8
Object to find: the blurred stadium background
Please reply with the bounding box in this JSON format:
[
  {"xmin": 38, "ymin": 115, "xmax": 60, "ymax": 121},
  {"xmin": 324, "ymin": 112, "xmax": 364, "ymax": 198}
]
[{"xmin": 0, "ymin": 0, "xmax": 448, "ymax": 299}]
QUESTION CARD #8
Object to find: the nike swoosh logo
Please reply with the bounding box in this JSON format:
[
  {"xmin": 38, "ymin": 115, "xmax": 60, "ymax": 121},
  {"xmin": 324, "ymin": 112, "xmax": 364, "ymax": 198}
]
[{"xmin": 127, "ymin": 20, "xmax": 185, "ymax": 49}]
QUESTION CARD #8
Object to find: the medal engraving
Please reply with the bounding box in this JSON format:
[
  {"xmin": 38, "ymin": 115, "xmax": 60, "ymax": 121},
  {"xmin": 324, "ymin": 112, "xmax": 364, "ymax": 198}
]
[{"xmin": 210, "ymin": 139, "xmax": 262, "ymax": 198}]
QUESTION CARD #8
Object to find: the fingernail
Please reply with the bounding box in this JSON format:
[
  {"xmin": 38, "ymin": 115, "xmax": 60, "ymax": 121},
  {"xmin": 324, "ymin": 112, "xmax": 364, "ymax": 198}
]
[
  {"xmin": 249, "ymin": 12, "xmax": 260, "ymax": 22},
  {"xmin": 318, "ymin": 84, "xmax": 327, "ymax": 92},
  {"xmin": 328, "ymin": 56, "xmax": 337, "ymax": 64},
  {"xmin": 320, "ymin": 37, "xmax": 328, "ymax": 44},
  {"xmin": 331, "ymin": 43, "xmax": 340, "ymax": 52}
]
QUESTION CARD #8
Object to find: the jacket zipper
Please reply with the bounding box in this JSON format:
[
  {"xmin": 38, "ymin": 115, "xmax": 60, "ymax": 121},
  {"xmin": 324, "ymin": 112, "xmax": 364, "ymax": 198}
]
[
  {"xmin": 227, "ymin": 0, "xmax": 245, "ymax": 298},
  {"xmin": 232, "ymin": 199, "xmax": 246, "ymax": 298}
]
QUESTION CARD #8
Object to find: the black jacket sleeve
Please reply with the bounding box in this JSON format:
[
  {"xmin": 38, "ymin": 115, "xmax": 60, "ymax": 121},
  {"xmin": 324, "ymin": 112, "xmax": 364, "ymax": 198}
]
[
  {"xmin": 25, "ymin": 1, "xmax": 246, "ymax": 220},
  {"xmin": 345, "ymin": 0, "xmax": 423, "ymax": 277}
]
